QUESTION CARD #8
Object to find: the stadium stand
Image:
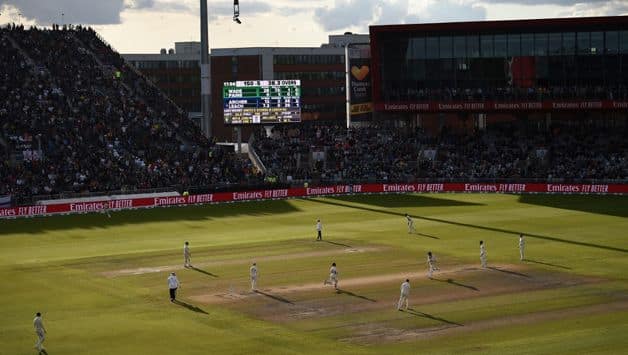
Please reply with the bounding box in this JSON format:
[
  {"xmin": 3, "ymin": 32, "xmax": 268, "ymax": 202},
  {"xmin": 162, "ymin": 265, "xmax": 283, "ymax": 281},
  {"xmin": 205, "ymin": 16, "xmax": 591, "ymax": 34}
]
[
  {"xmin": 1, "ymin": 25, "xmax": 626, "ymax": 207},
  {"xmin": 255, "ymin": 123, "xmax": 628, "ymax": 184},
  {"xmin": 1, "ymin": 25, "xmax": 254, "ymax": 205}
]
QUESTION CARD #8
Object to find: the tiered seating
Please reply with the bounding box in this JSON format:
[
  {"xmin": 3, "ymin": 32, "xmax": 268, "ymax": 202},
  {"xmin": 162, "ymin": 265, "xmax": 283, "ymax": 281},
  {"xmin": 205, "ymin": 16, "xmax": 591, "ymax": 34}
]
[{"xmin": 1, "ymin": 26, "xmax": 252, "ymax": 205}]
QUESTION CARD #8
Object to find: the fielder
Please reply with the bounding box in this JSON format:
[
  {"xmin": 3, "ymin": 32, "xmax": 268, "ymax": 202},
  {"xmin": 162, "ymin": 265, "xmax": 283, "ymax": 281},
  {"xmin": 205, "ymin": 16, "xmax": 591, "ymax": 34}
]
[
  {"xmin": 316, "ymin": 219, "xmax": 323, "ymax": 241},
  {"xmin": 183, "ymin": 241, "xmax": 191, "ymax": 268},
  {"xmin": 250, "ymin": 262, "xmax": 258, "ymax": 291},
  {"xmin": 519, "ymin": 234, "xmax": 525, "ymax": 261},
  {"xmin": 33, "ymin": 312, "xmax": 46, "ymax": 353},
  {"xmin": 405, "ymin": 214, "xmax": 415, "ymax": 234},
  {"xmin": 323, "ymin": 262, "xmax": 338, "ymax": 289},
  {"xmin": 168, "ymin": 272, "xmax": 180, "ymax": 302},
  {"xmin": 397, "ymin": 279, "xmax": 410, "ymax": 310},
  {"xmin": 102, "ymin": 200, "xmax": 111, "ymax": 218},
  {"xmin": 427, "ymin": 251, "xmax": 439, "ymax": 278},
  {"xmin": 480, "ymin": 240, "xmax": 487, "ymax": 268}
]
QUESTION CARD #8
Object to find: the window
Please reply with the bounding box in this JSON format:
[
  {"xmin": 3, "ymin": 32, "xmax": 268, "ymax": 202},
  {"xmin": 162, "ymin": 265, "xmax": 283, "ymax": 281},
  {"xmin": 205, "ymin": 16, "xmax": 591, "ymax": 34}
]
[
  {"xmin": 606, "ymin": 31, "xmax": 619, "ymax": 54},
  {"xmin": 620, "ymin": 31, "xmax": 628, "ymax": 54},
  {"xmin": 563, "ymin": 32, "xmax": 576, "ymax": 55},
  {"xmin": 273, "ymin": 55, "xmax": 344, "ymax": 65},
  {"xmin": 577, "ymin": 32, "xmax": 590, "ymax": 55},
  {"xmin": 534, "ymin": 33, "xmax": 548, "ymax": 56},
  {"xmin": 439, "ymin": 36, "xmax": 453, "ymax": 59},
  {"xmin": 426, "ymin": 37, "xmax": 439, "ymax": 59},
  {"xmin": 407, "ymin": 37, "xmax": 426, "ymax": 59},
  {"xmin": 521, "ymin": 34, "xmax": 533, "ymax": 56},
  {"xmin": 481, "ymin": 35, "xmax": 493, "ymax": 57},
  {"xmin": 590, "ymin": 32, "xmax": 604, "ymax": 55},
  {"xmin": 274, "ymin": 71, "xmax": 344, "ymax": 80},
  {"xmin": 549, "ymin": 33, "xmax": 561, "ymax": 56},
  {"xmin": 494, "ymin": 34, "xmax": 507, "ymax": 57},
  {"xmin": 508, "ymin": 34, "xmax": 521, "ymax": 56},
  {"xmin": 453, "ymin": 36, "xmax": 466, "ymax": 58},
  {"xmin": 467, "ymin": 35, "xmax": 480, "ymax": 58}
]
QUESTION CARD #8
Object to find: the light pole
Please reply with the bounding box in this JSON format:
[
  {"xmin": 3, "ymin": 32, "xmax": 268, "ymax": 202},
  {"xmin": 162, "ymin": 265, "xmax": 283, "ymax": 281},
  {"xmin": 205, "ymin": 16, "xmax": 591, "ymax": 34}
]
[
  {"xmin": 200, "ymin": 0, "xmax": 212, "ymax": 138},
  {"xmin": 344, "ymin": 42, "xmax": 370, "ymax": 129}
]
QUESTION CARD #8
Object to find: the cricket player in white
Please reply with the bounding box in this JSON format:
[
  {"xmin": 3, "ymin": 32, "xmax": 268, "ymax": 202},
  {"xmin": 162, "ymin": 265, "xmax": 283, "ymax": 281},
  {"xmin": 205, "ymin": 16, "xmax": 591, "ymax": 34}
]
[
  {"xmin": 316, "ymin": 219, "xmax": 323, "ymax": 241},
  {"xmin": 480, "ymin": 240, "xmax": 487, "ymax": 268},
  {"xmin": 519, "ymin": 234, "xmax": 525, "ymax": 261},
  {"xmin": 397, "ymin": 279, "xmax": 410, "ymax": 310},
  {"xmin": 250, "ymin": 262, "xmax": 258, "ymax": 291},
  {"xmin": 33, "ymin": 312, "xmax": 46, "ymax": 352},
  {"xmin": 102, "ymin": 200, "xmax": 111, "ymax": 218},
  {"xmin": 168, "ymin": 272, "xmax": 180, "ymax": 302},
  {"xmin": 405, "ymin": 214, "xmax": 415, "ymax": 234},
  {"xmin": 183, "ymin": 241, "xmax": 191, "ymax": 268},
  {"xmin": 427, "ymin": 251, "xmax": 439, "ymax": 278},
  {"xmin": 324, "ymin": 262, "xmax": 338, "ymax": 289}
]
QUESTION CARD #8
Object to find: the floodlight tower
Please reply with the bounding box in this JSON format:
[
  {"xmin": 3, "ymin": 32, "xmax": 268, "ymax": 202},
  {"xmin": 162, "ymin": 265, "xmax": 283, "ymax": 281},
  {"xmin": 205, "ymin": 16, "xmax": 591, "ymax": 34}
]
[
  {"xmin": 200, "ymin": 1, "xmax": 241, "ymax": 139},
  {"xmin": 233, "ymin": 0, "xmax": 241, "ymax": 24},
  {"xmin": 200, "ymin": 0, "xmax": 212, "ymax": 138}
]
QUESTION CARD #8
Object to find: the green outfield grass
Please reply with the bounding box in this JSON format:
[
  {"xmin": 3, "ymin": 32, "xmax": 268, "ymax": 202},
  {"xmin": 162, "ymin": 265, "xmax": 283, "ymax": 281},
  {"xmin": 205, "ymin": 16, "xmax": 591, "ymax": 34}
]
[{"xmin": 0, "ymin": 193, "xmax": 627, "ymax": 354}]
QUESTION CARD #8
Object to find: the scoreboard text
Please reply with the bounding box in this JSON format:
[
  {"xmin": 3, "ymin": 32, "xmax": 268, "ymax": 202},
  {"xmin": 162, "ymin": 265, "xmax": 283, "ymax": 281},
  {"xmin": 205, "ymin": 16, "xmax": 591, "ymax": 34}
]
[{"xmin": 223, "ymin": 80, "xmax": 301, "ymax": 124}]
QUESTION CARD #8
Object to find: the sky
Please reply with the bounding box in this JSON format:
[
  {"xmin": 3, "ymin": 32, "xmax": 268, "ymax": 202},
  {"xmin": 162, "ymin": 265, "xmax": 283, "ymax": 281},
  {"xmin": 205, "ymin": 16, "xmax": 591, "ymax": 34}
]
[{"xmin": 1, "ymin": 0, "xmax": 627, "ymax": 54}]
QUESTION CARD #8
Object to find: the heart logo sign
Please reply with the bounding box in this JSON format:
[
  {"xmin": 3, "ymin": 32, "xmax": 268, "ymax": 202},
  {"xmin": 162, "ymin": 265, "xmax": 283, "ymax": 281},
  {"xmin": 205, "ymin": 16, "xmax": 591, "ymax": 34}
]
[{"xmin": 351, "ymin": 65, "xmax": 370, "ymax": 81}]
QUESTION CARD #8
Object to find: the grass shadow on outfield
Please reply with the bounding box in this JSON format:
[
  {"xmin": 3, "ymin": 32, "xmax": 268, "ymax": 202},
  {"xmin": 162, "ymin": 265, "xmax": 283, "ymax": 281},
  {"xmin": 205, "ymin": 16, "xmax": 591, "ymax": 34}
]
[
  {"xmin": 322, "ymin": 240, "xmax": 353, "ymax": 248},
  {"xmin": 174, "ymin": 300, "xmax": 209, "ymax": 314},
  {"xmin": 255, "ymin": 290, "xmax": 294, "ymax": 305},
  {"xmin": 190, "ymin": 266, "xmax": 219, "ymax": 278},
  {"xmin": 336, "ymin": 288, "xmax": 377, "ymax": 302},
  {"xmin": 308, "ymin": 198, "xmax": 628, "ymax": 254},
  {"xmin": 405, "ymin": 308, "xmax": 463, "ymax": 326},
  {"xmin": 327, "ymin": 194, "xmax": 483, "ymax": 209},
  {"xmin": 413, "ymin": 232, "xmax": 440, "ymax": 239},
  {"xmin": 431, "ymin": 278, "xmax": 479, "ymax": 291},
  {"xmin": 488, "ymin": 266, "xmax": 530, "ymax": 278},
  {"xmin": 518, "ymin": 194, "xmax": 628, "ymax": 218},
  {"xmin": 0, "ymin": 199, "xmax": 300, "ymax": 235},
  {"xmin": 525, "ymin": 259, "xmax": 571, "ymax": 270}
]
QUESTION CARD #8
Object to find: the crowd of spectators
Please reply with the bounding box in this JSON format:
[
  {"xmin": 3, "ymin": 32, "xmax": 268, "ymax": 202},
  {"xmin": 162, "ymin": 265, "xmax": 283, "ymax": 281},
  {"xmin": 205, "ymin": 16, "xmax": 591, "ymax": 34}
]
[
  {"xmin": 1, "ymin": 24, "xmax": 626, "ymax": 207},
  {"xmin": 1, "ymin": 24, "xmax": 254, "ymax": 205},
  {"xmin": 255, "ymin": 123, "xmax": 628, "ymax": 184}
]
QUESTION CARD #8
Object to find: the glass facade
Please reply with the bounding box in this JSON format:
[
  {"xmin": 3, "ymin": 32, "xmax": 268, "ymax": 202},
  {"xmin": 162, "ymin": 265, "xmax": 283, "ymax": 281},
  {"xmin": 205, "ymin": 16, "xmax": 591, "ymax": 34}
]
[
  {"xmin": 378, "ymin": 30, "xmax": 628, "ymax": 101},
  {"xmin": 274, "ymin": 71, "xmax": 345, "ymax": 80},
  {"xmin": 274, "ymin": 55, "xmax": 345, "ymax": 65}
]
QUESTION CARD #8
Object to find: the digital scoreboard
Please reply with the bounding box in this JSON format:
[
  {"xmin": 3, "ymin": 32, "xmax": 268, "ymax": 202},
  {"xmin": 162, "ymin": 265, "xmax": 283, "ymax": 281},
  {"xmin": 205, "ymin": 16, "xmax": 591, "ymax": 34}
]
[{"xmin": 223, "ymin": 80, "xmax": 301, "ymax": 124}]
